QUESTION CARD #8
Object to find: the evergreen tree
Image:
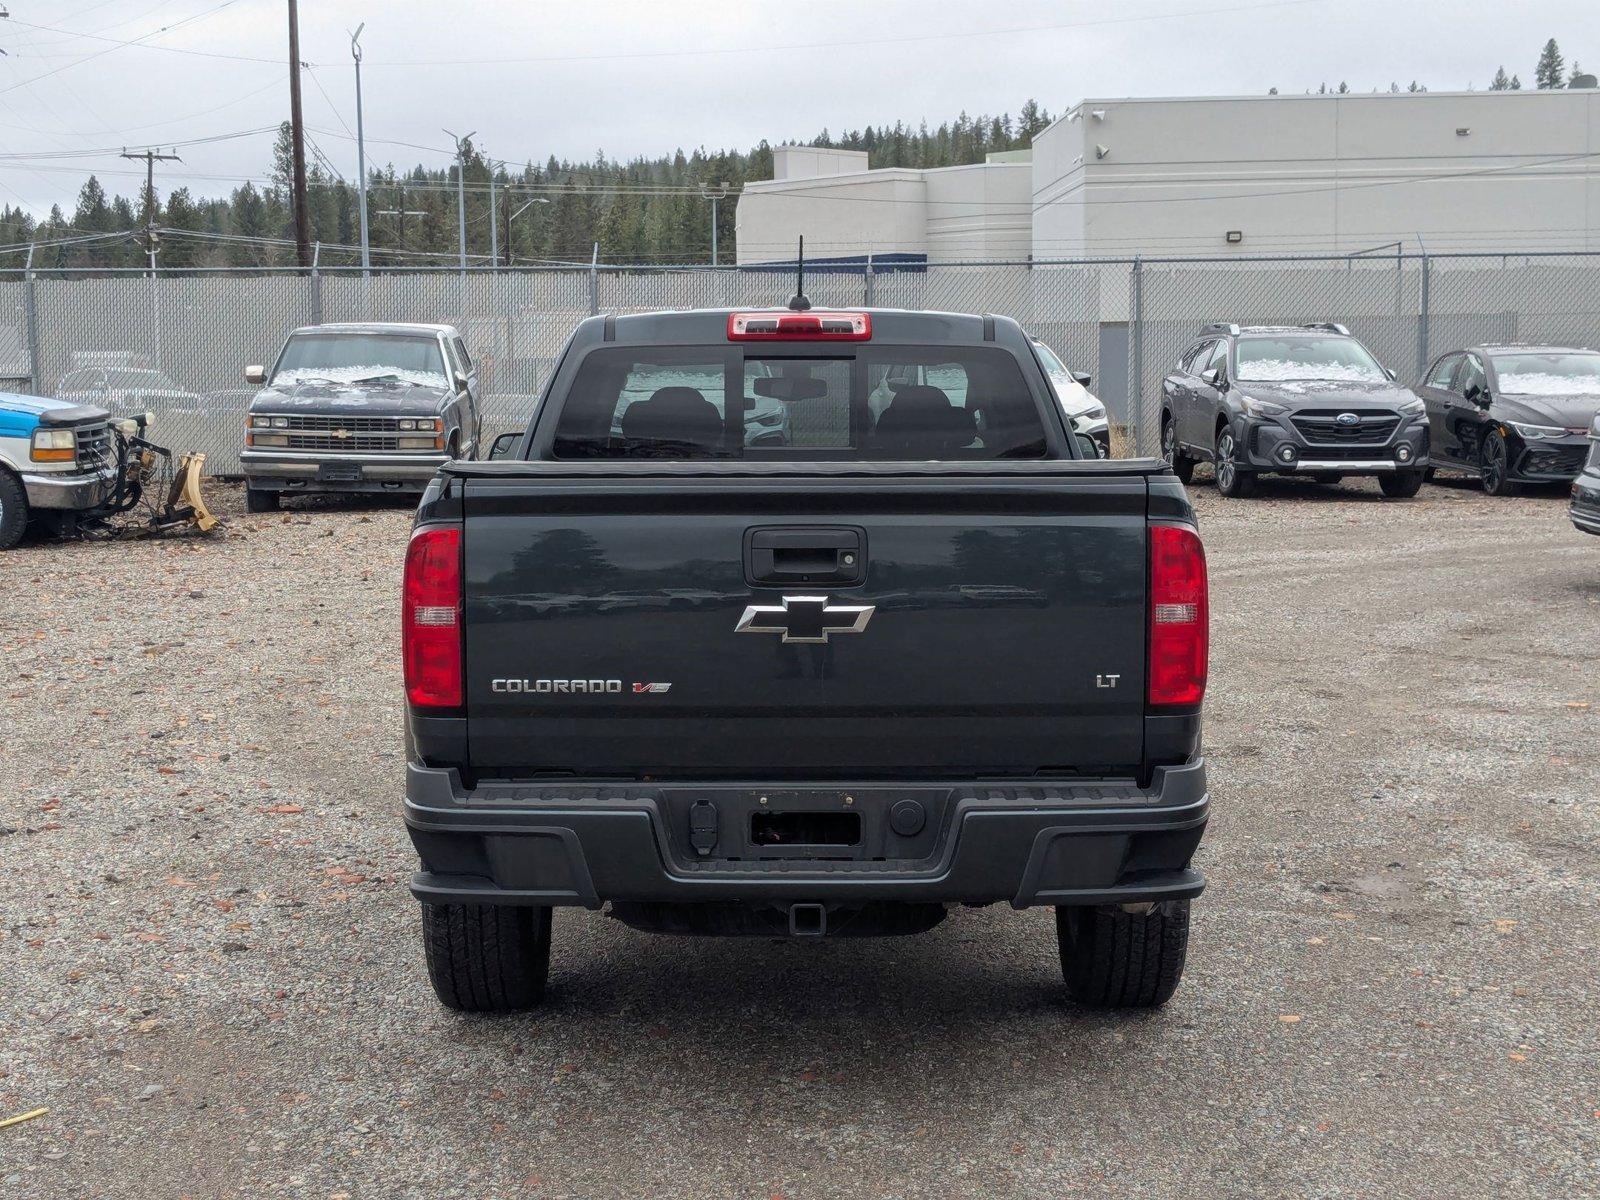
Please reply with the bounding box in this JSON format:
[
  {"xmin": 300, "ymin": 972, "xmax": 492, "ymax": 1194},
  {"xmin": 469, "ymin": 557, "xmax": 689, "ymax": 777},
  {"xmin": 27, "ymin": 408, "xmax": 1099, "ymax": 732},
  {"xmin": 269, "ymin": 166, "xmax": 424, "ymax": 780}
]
[
  {"xmin": 1535, "ymin": 39, "xmax": 1564, "ymax": 88},
  {"xmin": 1490, "ymin": 66, "xmax": 1512, "ymax": 90}
]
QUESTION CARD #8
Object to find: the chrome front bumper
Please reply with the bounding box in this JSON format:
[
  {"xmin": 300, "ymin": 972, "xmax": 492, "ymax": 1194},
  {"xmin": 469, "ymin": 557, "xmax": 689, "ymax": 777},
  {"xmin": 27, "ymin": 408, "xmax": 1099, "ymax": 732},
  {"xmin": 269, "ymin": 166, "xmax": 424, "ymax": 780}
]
[
  {"xmin": 240, "ymin": 449, "xmax": 449, "ymax": 485},
  {"xmin": 21, "ymin": 462, "xmax": 118, "ymax": 510}
]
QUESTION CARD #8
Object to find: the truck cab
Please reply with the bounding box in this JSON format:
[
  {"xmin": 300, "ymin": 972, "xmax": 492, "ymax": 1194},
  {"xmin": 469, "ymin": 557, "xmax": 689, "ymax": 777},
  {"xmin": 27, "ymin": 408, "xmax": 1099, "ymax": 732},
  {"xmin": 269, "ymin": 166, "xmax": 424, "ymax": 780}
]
[
  {"xmin": 240, "ymin": 322, "xmax": 482, "ymax": 511},
  {"xmin": 0, "ymin": 392, "xmax": 119, "ymax": 550},
  {"xmin": 401, "ymin": 306, "xmax": 1210, "ymax": 1013}
]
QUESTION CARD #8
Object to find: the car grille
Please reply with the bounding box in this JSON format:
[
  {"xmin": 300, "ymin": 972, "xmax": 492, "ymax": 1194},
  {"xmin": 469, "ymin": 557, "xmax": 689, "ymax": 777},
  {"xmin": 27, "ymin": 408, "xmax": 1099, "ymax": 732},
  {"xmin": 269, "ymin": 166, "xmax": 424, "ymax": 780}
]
[
  {"xmin": 75, "ymin": 422, "xmax": 113, "ymax": 469},
  {"xmin": 257, "ymin": 413, "xmax": 439, "ymax": 455},
  {"xmin": 1519, "ymin": 444, "xmax": 1586, "ymax": 477},
  {"xmin": 1289, "ymin": 410, "xmax": 1400, "ymax": 445}
]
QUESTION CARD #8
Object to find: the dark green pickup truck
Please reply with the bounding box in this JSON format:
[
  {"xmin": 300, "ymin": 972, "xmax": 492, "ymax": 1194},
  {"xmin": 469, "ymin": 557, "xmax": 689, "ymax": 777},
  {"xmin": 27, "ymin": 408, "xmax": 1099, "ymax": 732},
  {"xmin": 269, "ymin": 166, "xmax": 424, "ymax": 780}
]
[{"xmin": 400, "ymin": 305, "xmax": 1211, "ymax": 1013}]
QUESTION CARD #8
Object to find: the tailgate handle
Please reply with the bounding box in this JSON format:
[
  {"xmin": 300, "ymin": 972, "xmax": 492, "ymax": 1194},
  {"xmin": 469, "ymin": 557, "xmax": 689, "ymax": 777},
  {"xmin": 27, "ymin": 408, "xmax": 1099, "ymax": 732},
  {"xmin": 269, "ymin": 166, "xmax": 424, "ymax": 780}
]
[{"xmin": 745, "ymin": 526, "xmax": 865, "ymax": 585}]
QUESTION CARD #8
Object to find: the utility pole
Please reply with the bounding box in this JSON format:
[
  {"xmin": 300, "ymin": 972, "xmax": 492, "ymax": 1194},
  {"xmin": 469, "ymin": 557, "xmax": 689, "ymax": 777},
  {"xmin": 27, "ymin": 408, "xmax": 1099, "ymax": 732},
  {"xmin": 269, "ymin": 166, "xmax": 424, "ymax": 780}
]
[
  {"xmin": 377, "ymin": 192, "xmax": 426, "ymax": 260},
  {"xmin": 350, "ymin": 22, "xmax": 369, "ymax": 273},
  {"xmin": 120, "ymin": 147, "xmax": 181, "ymax": 273},
  {"xmin": 444, "ymin": 129, "xmax": 476, "ymax": 274},
  {"xmin": 487, "ymin": 160, "xmax": 499, "ymax": 272},
  {"xmin": 507, "ymin": 195, "xmax": 549, "ymax": 267},
  {"xmin": 287, "ymin": 0, "xmax": 312, "ymax": 268},
  {"xmin": 700, "ymin": 181, "xmax": 730, "ymax": 266}
]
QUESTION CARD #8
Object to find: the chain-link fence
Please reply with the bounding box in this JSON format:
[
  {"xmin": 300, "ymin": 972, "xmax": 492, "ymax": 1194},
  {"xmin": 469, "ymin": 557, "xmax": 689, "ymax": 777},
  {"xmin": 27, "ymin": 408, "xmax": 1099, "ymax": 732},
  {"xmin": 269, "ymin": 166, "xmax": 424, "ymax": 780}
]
[{"xmin": 6, "ymin": 251, "xmax": 1599, "ymax": 469}]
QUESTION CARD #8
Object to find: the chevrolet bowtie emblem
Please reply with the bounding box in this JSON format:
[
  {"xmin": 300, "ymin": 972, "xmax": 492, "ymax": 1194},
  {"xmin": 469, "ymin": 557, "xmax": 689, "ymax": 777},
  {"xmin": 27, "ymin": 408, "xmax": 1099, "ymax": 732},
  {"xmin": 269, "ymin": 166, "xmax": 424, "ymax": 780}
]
[{"xmin": 735, "ymin": 595, "xmax": 875, "ymax": 644}]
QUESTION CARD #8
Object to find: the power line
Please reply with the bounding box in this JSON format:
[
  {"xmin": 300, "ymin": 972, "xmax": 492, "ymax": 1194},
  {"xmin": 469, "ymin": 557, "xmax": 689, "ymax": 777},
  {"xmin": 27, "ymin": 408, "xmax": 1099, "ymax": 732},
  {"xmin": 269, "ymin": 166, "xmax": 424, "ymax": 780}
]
[
  {"xmin": 0, "ymin": 0, "xmax": 245, "ymax": 96},
  {"xmin": 366, "ymin": 0, "xmax": 1337, "ymax": 67}
]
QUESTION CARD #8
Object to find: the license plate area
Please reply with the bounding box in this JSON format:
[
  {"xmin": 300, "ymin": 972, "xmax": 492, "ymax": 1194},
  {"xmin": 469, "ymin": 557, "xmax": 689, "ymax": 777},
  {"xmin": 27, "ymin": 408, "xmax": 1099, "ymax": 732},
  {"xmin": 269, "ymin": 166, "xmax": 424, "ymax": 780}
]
[
  {"xmin": 317, "ymin": 463, "xmax": 364, "ymax": 482},
  {"xmin": 751, "ymin": 809, "xmax": 860, "ymax": 848}
]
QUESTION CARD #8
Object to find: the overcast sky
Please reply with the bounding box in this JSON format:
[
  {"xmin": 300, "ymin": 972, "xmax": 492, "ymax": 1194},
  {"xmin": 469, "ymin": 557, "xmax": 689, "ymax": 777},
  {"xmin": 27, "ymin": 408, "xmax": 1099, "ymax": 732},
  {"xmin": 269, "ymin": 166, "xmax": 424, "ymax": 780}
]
[{"xmin": 0, "ymin": 0, "xmax": 1592, "ymax": 218}]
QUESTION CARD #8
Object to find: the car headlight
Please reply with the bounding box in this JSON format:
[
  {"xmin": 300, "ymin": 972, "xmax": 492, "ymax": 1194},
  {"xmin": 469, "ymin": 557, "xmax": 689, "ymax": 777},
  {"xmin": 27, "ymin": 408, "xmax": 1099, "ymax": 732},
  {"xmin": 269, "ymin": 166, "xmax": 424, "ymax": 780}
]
[
  {"xmin": 749, "ymin": 410, "xmax": 784, "ymax": 428},
  {"xmin": 397, "ymin": 436, "xmax": 443, "ymax": 451},
  {"xmin": 1077, "ymin": 404, "xmax": 1107, "ymax": 422},
  {"xmin": 1239, "ymin": 395, "xmax": 1287, "ymax": 418},
  {"xmin": 1505, "ymin": 421, "xmax": 1566, "ymax": 440},
  {"xmin": 30, "ymin": 428, "xmax": 77, "ymax": 462},
  {"xmin": 1399, "ymin": 398, "xmax": 1426, "ymax": 418}
]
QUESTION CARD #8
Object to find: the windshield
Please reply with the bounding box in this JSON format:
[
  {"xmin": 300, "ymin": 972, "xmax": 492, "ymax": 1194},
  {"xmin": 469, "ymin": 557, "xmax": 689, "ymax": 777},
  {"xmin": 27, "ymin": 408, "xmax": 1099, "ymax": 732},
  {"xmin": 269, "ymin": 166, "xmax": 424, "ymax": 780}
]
[
  {"xmin": 1491, "ymin": 352, "xmax": 1600, "ymax": 396},
  {"xmin": 272, "ymin": 333, "xmax": 448, "ymax": 387},
  {"xmin": 1234, "ymin": 336, "xmax": 1385, "ymax": 383}
]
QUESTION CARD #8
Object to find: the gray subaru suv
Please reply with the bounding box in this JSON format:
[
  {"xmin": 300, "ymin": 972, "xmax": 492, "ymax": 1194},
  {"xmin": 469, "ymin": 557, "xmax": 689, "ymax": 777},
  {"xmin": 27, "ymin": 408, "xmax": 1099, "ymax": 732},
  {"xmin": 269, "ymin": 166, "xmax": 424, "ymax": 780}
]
[{"xmin": 1160, "ymin": 323, "xmax": 1429, "ymax": 498}]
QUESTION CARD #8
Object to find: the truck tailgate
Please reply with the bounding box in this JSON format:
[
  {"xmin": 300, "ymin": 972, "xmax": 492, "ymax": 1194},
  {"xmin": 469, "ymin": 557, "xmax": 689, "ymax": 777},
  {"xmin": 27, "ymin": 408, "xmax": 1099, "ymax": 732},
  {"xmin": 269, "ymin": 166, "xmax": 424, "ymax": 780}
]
[{"xmin": 459, "ymin": 468, "xmax": 1150, "ymax": 780}]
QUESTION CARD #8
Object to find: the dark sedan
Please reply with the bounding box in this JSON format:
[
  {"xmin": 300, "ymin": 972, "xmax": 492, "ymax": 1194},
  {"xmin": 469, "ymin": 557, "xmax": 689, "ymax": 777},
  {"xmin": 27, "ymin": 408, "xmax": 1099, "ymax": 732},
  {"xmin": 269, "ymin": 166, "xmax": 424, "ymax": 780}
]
[
  {"xmin": 1571, "ymin": 416, "xmax": 1600, "ymax": 536},
  {"xmin": 1418, "ymin": 344, "xmax": 1600, "ymax": 495}
]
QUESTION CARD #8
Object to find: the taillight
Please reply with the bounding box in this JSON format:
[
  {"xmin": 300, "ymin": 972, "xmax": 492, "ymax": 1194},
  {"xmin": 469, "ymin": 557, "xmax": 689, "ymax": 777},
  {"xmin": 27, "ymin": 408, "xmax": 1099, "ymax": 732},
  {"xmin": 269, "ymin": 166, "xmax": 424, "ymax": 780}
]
[
  {"xmin": 727, "ymin": 311, "xmax": 872, "ymax": 341},
  {"xmin": 403, "ymin": 525, "xmax": 463, "ymax": 709},
  {"xmin": 1148, "ymin": 525, "xmax": 1208, "ymax": 707}
]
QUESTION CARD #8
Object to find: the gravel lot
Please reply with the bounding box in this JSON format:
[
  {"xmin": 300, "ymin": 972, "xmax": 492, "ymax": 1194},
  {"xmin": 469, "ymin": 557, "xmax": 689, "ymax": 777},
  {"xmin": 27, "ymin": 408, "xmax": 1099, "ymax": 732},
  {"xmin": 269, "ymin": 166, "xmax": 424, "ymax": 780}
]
[{"xmin": 2, "ymin": 473, "xmax": 1597, "ymax": 1199}]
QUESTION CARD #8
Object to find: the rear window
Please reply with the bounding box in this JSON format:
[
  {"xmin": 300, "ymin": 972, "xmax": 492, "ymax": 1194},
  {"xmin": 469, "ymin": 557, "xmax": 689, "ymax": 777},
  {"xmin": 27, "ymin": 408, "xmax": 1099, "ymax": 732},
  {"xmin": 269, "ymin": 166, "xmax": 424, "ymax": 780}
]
[{"xmin": 550, "ymin": 346, "xmax": 1050, "ymax": 460}]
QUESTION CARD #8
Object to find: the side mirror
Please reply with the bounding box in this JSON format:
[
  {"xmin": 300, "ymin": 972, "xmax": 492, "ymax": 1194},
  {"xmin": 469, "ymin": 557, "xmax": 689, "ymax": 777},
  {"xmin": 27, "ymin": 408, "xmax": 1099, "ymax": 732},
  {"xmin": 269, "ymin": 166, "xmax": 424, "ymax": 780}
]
[
  {"xmin": 245, "ymin": 365, "xmax": 266, "ymax": 385},
  {"xmin": 1383, "ymin": 366, "xmax": 1398, "ymax": 381},
  {"xmin": 1464, "ymin": 382, "xmax": 1491, "ymax": 407},
  {"xmin": 1074, "ymin": 432, "xmax": 1104, "ymax": 459},
  {"xmin": 487, "ymin": 432, "xmax": 519, "ymax": 461},
  {"xmin": 1203, "ymin": 366, "xmax": 1227, "ymax": 390},
  {"xmin": 1071, "ymin": 370, "xmax": 1093, "ymax": 388},
  {"xmin": 454, "ymin": 371, "xmax": 470, "ymax": 392}
]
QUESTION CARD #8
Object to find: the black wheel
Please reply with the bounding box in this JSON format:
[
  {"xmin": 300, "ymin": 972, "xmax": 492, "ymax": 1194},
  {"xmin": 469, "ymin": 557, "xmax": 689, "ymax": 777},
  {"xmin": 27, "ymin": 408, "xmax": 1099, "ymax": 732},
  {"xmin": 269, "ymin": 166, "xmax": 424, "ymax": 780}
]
[
  {"xmin": 0, "ymin": 469, "xmax": 27, "ymax": 551},
  {"xmin": 1379, "ymin": 470, "xmax": 1425, "ymax": 498},
  {"xmin": 1214, "ymin": 426, "xmax": 1256, "ymax": 497},
  {"xmin": 246, "ymin": 487, "xmax": 280, "ymax": 513},
  {"xmin": 1479, "ymin": 430, "xmax": 1519, "ymax": 496},
  {"xmin": 1422, "ymin": 466, "xmax": 1436, "ymax": 483},
  {"xmin": 421, "ymin": 902, "xmax": 552, "ymax": 1012},
  {"xmin": 1057, "ymin": 899, "xmax": 1191, "ymax": 1009},
  {"xmin": 1161, "ymin": 415, "xmax": 1194, "ymax": 483}
]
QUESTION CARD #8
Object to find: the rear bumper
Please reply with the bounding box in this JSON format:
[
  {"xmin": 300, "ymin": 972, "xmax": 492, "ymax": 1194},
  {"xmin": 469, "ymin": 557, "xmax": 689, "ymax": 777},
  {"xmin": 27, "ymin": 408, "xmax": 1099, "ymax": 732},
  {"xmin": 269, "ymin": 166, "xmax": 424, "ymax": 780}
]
[{"xmin": 403, "ymin": 759, "xmax": 1208, "ymax": 910}]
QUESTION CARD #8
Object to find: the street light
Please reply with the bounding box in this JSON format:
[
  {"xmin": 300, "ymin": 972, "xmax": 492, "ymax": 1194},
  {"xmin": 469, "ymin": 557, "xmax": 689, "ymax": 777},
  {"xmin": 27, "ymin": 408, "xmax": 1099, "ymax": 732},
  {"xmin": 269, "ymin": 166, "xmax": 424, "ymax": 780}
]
[
  {"xmin": 504, "ymin": 196, "xmax": 549, "ymax": 267},
  {"xmin": 443, "ymin": 128, "xmax": 476, "ymax": 273},
  {"xmin": 351, "ymin": 22, "xmax": 369, "ymax": 273}
]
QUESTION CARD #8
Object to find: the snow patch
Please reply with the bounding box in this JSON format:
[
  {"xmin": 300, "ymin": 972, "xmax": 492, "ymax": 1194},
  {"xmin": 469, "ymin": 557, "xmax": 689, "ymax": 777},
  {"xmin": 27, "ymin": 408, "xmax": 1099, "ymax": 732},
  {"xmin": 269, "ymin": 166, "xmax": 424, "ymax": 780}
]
[
  {"xmin": 1497, "ymin": 372, "xmax": 1600, "ymax": 397},
  {"xmin": 1235, "ymin": 360, "xmax": 1385, "ymax": 383},
  {"xmin": 273, "ymin": 366, "xmax": 448, "ymax": 389}
]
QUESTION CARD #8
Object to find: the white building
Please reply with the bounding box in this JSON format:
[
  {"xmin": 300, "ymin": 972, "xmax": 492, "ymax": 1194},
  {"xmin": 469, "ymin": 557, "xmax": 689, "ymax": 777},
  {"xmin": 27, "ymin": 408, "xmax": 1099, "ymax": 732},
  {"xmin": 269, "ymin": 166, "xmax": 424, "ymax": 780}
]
[
  {"xmin": 736, "ymin": 145, "xmax": 1031, "ymax": 265},
  {"xmin": 737, "ymin": 87, "xmax": 1600, "ymax": 262}
]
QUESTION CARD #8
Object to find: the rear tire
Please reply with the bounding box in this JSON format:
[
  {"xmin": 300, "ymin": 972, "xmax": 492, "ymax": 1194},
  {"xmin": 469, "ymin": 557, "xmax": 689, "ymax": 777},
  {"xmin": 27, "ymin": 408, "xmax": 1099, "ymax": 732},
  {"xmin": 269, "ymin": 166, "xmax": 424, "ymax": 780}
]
[
  {"xmin": 1161, "ymin": 416, "xmax": 1194, "ymax": 483},
  {"xmin": 1214, "ymin": 427, "xmax": 1256, "ymax": 497},
  {"xmin": 421, "ymin": 902, "xmax": 552, "ymax": 1012},
  {"xmin": 246, "ymin": 487, "xmax": 280, "ymax": 513},
  {"xmin": 1057, "ymin": 899, "xmax": 1191, "ymax": 1009},
  {"xmin": 1379, "ymin": 470, "xmax": 1425, "ymax": 498},
  {"xmin": 0, "ymin": 469, "xmax": 28, "ymax": 551}
]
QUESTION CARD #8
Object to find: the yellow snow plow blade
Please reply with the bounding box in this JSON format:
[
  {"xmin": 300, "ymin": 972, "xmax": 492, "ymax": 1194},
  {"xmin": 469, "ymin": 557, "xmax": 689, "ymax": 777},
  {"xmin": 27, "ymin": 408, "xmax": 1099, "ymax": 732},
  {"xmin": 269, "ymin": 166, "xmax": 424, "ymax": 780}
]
[{"xmin": 167, "ymin": 452, "xmax": 219, "ymax": 533}]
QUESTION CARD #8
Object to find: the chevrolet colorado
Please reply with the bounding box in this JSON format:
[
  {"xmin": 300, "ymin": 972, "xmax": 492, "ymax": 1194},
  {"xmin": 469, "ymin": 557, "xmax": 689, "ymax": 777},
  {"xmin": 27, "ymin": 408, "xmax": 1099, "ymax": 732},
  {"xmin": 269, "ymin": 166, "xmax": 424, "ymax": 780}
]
[{"xmin": 402, "ymin": 305, "xmax": 1210, "ymax": 1012}]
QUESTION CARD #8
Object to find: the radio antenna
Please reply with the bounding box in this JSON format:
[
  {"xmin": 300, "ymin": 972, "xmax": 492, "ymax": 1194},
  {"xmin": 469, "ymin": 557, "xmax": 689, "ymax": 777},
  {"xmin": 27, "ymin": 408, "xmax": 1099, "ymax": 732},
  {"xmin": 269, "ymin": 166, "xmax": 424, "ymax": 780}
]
[{"xmin": 787, "ymin": 236, "xmax": 811, "ymax": 312}]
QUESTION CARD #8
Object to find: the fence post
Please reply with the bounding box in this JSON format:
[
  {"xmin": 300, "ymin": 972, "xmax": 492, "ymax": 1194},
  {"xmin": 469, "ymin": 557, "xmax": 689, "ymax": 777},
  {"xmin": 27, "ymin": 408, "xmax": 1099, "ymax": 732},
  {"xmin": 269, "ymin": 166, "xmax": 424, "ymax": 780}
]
[
  {"xmin": 23, "ymin": 244, "xmax": 42, "ymax": 395},
  {"xmin": 589, "ymin": 242, "xmax": 600, "ymax": 316},
  {"xmin": 1130, "ymin": 256, "xmax": 1146, "ymax": 455},
  {"xmin": 864, "ymin": 252, "xmax": 875, "ymax": 307},
  {"xmin": 309, "ymin": 241, "xmax": 324, "ymax": 325},
  {"xmin": 1416, "ymin": 251, "xmax": 1431, "ymax": 380}
]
